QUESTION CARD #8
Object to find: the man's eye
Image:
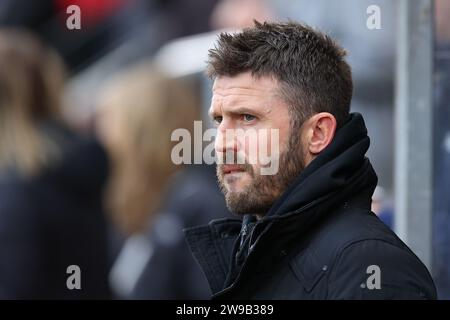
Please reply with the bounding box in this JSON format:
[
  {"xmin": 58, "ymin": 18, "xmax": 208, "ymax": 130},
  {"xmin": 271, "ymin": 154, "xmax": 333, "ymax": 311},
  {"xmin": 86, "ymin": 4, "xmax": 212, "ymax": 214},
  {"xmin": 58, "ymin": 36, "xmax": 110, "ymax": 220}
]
[
  {"xmin": 243, "ymin": 114, "xmax": 256, "ymax": 122},
  {"xmin": 213, "ymin": 116, "xmax": 223, "ymax": 125}
]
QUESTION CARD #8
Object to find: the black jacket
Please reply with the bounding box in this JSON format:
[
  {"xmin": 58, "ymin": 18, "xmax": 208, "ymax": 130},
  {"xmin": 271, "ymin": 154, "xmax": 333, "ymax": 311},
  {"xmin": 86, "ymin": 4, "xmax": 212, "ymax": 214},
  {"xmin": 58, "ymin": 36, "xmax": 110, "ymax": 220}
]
[
  {"xmin": 185, "ymin": 113, "xmax": 437, "ymax": 299},
  {"xmin": 0, "ymin": 123, "xmax": 111, "ymax": 299}
]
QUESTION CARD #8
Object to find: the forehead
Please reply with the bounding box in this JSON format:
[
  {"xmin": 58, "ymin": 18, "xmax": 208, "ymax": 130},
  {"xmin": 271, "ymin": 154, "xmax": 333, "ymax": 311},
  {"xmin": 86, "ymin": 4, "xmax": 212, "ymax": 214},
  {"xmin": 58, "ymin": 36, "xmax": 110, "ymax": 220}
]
[{"xmin": 211, "ymin": 72, "xmax": 280, "ymax": 106}]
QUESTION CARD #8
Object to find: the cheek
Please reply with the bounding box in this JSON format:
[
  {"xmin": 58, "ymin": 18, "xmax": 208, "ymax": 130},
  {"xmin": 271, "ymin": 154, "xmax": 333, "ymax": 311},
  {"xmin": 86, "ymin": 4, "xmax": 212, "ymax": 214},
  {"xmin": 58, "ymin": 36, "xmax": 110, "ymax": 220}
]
[
  {"xmin": 236, "ymin": 126, "xmax": 290, "ymax": 169},
  {"xmin": 278, "ymin": 123, "xmax": 292, "ymax": 150},
  {"xmin": 265, "ymin": 111, "xmax": 292, "ymax": 153},
  {"xmin": 256, "ymin": 127, "xmax": 291, "ymax": 163}
]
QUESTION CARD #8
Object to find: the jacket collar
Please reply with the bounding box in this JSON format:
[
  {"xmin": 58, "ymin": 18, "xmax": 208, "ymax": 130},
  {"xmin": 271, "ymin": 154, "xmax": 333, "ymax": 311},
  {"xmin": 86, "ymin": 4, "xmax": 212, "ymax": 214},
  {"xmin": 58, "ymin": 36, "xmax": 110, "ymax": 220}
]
[{"xmin": 184, "ymin": 218, "xmax": 241, "ymax": 294}]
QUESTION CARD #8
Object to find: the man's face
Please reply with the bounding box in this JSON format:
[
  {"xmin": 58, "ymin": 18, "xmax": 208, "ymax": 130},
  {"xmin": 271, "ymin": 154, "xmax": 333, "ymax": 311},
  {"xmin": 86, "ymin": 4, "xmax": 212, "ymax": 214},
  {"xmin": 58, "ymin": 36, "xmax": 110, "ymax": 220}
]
[{"xmin": 210, "ymin": 72, "xmax": 306, "ymax": 216}]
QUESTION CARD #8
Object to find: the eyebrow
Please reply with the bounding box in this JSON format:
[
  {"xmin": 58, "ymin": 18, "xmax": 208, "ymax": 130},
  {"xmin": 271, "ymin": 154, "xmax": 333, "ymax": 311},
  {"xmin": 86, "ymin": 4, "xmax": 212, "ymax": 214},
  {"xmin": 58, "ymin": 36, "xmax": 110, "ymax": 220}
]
[{"xmin": 209, "ymin": 106, "xmax": 263, "ymax": 119}]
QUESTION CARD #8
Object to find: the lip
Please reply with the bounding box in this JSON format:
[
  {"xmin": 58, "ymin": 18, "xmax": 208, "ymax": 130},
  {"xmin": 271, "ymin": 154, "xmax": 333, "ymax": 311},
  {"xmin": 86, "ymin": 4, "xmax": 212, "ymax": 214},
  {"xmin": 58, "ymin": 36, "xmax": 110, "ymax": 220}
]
[{"xmin": 222, "ymin": 165, "xmax": 246, "ymax": 175}]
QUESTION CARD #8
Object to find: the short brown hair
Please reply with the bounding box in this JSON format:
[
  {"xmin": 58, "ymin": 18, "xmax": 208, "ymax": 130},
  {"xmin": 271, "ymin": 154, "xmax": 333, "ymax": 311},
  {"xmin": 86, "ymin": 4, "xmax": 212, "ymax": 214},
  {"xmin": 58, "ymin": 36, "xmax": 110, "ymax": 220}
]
[{"xmin": 207, "ymin": 21, "xmax": 353, "ymax": 128}]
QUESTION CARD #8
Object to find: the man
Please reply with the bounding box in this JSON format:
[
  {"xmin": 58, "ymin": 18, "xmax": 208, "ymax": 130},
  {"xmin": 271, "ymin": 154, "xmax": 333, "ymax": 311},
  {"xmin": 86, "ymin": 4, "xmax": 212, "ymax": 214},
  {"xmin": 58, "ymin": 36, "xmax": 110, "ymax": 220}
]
[{"xmin": 185, "ymin": 21, "xmax": 437, "ymax": 299}]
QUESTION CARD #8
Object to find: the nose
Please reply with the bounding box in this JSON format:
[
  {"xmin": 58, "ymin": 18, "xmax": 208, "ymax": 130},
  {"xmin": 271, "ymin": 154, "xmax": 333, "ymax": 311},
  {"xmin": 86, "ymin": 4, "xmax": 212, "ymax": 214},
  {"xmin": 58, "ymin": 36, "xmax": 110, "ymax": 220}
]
[{"xmin": 215, "ymin": 121, "xmax": 238, "ymax": 156}]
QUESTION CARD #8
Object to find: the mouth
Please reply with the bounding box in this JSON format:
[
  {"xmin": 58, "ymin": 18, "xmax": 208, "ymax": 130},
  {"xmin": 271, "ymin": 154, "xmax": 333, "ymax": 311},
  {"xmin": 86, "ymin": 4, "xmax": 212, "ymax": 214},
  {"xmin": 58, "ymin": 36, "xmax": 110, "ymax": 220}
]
[{"xmin": 222, "ymin": 164, "xmax": 246, "ymax": 175}]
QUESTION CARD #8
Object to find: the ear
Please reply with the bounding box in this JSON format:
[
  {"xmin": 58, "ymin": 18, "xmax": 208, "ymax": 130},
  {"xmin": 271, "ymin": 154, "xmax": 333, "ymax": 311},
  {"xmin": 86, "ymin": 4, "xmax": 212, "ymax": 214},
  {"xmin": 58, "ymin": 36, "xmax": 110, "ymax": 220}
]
[{"xmin": 303, "ymin": 112, "xmax": 337, "ymax": 156}]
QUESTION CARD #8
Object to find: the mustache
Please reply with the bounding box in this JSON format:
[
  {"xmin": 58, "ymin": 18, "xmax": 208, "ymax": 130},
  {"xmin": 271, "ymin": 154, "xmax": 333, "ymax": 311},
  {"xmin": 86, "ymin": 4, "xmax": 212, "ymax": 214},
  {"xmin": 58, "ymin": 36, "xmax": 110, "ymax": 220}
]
[
  {"xmin": 216, "ymin": 150, "xmax": 253, "ymax": 175},
  {"xmin": 217, "ymin": 163, "xmax": 252, "ymax": 173},
  {"xmin": 216, "ymin": 150, "xmax": 247, "ymax": 165}
]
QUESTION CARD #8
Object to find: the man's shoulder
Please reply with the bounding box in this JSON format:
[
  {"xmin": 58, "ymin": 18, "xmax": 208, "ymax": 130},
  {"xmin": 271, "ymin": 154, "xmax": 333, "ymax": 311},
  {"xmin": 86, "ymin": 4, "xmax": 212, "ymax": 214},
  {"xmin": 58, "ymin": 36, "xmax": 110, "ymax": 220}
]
[
  {"xmin": 290, "ymin": 207, "xmax": 437, "ymax": 299},
  {"xmin": 304, "ymin": 206, "xmax": 403, "ymax": 262}
]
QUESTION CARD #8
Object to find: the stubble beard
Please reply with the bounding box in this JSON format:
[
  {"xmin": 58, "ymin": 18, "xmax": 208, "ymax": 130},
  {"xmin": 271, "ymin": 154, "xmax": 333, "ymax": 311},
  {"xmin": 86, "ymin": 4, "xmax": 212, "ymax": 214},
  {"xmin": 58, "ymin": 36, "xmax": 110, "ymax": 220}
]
[{"xmin": 217, "ymin": 133, "xmax": 305, "ymax": 216}]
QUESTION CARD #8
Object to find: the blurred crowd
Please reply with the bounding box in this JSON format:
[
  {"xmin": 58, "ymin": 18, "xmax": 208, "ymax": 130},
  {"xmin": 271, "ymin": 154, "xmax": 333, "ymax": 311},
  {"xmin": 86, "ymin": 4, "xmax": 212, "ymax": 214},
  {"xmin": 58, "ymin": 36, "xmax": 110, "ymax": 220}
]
[{"xmin": 0, "ymin": 0, "xmax": 448, "ymax": 299}]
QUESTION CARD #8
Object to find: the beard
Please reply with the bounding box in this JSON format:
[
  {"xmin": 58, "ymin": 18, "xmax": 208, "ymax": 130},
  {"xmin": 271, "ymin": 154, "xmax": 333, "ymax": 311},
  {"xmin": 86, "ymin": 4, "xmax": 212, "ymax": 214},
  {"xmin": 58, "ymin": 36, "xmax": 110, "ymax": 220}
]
[{"xmin": 217, "ymin": 133, "xmax": 306, "ymax": 216}]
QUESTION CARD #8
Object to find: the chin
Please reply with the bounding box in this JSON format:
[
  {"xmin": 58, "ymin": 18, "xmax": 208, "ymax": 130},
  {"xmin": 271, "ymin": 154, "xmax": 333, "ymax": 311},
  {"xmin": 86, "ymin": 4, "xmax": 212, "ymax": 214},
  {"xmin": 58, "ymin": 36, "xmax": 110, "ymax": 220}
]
[{"xmin": 223, "ymin": 173, "xmax": 250, "ymax": 189}]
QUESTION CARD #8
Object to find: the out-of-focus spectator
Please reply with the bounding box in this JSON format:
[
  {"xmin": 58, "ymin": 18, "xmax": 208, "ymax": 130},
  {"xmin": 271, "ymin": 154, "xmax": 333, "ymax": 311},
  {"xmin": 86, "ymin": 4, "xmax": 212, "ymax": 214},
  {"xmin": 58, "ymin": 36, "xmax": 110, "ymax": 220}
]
[
  {"xmin": 96, "ymin": 63, "xmax": 230, "ymax": 299},
  {"xmin": 96, "ymin": 65, "xmax": 197, "ymax": 236},
  {"xmin": 0, "ymin": 29, "xmax": 111, "ymax": 299}
]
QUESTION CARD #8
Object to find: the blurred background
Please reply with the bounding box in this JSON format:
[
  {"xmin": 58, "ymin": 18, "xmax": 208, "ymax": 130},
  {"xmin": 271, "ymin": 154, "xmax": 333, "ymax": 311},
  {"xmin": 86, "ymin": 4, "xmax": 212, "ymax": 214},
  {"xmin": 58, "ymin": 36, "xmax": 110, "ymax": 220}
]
[{"xmin": 0, "ymin": 0, "xmax": 448, "ymax": 299}]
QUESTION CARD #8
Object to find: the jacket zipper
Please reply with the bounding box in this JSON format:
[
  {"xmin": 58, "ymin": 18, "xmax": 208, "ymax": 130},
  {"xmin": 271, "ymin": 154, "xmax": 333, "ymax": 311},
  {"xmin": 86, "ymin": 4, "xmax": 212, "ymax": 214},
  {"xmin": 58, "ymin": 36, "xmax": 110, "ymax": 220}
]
[{"xmin": 212, "ymin": 196, "xmax": 327, "ymax": 299}]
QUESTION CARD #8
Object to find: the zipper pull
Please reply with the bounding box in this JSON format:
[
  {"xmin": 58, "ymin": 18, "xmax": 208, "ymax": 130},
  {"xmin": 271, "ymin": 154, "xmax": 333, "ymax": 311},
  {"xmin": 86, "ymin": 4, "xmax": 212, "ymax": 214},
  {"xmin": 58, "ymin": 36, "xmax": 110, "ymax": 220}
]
[{"xmin": 239, "ymin": 215, "xmax": 251, "ymax": 247}]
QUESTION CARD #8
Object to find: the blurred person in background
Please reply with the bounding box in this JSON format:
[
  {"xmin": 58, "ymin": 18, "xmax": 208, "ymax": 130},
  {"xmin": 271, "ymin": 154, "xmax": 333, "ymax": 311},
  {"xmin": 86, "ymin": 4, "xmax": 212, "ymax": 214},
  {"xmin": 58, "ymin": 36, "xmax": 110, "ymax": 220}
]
[
  {"xmin": 96, "ymin": 64, "xmax": 230, "ymax": 299},
  {"xmin": 0, "ymin": 29, "xmax": 110, "ymax": 299}
]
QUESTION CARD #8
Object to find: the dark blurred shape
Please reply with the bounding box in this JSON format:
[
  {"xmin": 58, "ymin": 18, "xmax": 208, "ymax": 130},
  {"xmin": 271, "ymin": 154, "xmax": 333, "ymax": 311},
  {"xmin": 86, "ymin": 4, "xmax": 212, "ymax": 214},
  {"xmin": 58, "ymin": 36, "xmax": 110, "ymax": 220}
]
[
  {"xmin": 0, "ymin": 0, "xmax": 54, "ymax": 28},
  {"xmin": 0, "ymin": 0, "xmax": 219, "ymax": 72},
  {"xmin": 0, "ymin": 29, "xmax": 110, "ymax": 299},
  {"xmin": 54, "ymin": 0, "xmax": 129, "ymax": 26},
  {"xmin": 0, "ymin": 0, "xmax": 139, "ymax": 70}
]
